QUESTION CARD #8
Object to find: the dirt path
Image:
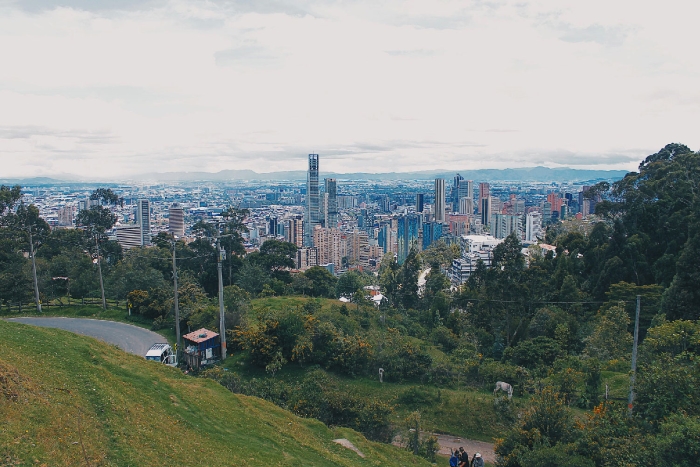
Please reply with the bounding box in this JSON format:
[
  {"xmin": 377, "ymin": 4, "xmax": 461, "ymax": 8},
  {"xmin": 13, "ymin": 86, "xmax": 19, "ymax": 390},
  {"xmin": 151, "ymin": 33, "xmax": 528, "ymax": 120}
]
[
  {"xmin": 394, "ymin": 432, "xmax": 495, "ymax": 464},
  {"xmin": 433, "ymin": 433, "xmax": 495, "ymax": 463}
]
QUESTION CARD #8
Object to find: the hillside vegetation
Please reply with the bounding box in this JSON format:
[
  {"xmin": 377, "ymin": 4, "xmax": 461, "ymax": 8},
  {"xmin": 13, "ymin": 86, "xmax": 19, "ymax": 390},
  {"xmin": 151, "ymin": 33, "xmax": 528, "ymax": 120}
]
[{"xmin": 0, "ymin": 320, "xmax": 430, "ymax": 467}]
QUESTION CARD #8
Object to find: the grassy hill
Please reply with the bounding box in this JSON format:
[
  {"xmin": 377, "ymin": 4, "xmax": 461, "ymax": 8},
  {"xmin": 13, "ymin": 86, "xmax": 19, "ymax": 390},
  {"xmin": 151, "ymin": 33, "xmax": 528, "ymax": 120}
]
[{"xmin": 0, "ymin": 320, "xmax": 431, "ymax": 467}]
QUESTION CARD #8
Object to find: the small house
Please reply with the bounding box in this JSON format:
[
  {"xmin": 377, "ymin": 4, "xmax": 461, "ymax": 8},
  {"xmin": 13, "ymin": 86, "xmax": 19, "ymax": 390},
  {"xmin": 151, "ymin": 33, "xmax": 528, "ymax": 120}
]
[{"xmin": 182, "ymin": 328, "xmax": 220, "ymax": 370}]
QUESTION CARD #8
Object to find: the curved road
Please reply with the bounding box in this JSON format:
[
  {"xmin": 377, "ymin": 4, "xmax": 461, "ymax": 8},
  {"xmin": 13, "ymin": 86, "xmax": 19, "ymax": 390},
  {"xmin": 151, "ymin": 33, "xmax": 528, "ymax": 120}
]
[{"xmin": 6, "ymin": 317, "xmax": 166, "ymax": 357}]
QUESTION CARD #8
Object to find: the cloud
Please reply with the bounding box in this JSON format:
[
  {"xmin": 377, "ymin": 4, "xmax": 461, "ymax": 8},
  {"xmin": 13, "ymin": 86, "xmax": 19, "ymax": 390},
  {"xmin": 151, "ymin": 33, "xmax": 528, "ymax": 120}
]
[
  {"xmin": 214, "ymin": 44, "xmax": 281, "ymax": 67},
  {"xmin": 0, "ymin": 0, "xmax": 697, "ymax": 178},
  {"xmin": 557, "ymin": 23, "xmax": 630, "ymax": 47}
]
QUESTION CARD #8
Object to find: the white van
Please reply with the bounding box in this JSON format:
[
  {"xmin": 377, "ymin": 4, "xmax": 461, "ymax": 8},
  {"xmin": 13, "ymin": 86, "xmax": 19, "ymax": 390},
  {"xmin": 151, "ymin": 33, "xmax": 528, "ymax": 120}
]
[{"xmin": 145, "ymin": 343, "xmax": 177, "ymax": 366}]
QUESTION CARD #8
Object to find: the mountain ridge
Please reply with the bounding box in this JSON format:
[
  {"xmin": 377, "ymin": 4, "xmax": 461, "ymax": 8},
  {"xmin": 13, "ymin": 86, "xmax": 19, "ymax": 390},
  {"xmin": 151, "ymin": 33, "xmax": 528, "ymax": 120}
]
[{"xmin": 1, "ymin": 166, "xmax": 628, "ymax": 184}]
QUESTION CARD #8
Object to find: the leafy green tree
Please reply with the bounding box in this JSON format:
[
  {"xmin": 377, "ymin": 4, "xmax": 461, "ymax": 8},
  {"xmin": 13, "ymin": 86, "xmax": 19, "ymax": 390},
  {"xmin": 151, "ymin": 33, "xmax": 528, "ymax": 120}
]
[
  {"xmin": 397, "ymin": 248, "xmax": 421, "ymax": 309},
  {"xmin": 661, "ymin": 231, "xmax": 700, "ymax": 320},
  {"xmin": 235, "ymin": 261, "xmax": 270, "ymax": 296},
  {"xmin": 301, "ymin": 266, "xmax": 337, "ymax": 298},
  {"xmin": 336, "ymin": 270, "xmax": 368, "ymax": 298},
  {"xmin": 496, "ymin": 387, "xmax": 576, "ymax": 467},
  {"xmin": 584, "ymin": 305, "xmax": 632, "ymax": 361},
  {"xmin": 654, "ymin": 414, "xmax": 700, "ymax": 467}
]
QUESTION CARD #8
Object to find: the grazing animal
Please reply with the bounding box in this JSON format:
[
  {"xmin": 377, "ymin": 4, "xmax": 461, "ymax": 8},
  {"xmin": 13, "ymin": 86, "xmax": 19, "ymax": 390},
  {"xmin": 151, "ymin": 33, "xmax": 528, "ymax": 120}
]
[{"xmin": 494, "ymin": 381, "xmax": 513, "ymax": 399}]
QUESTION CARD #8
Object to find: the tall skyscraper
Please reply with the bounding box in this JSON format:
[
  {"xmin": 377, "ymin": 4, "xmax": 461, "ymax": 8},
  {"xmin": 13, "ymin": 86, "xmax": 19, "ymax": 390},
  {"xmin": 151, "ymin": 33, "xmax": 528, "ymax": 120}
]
[
  {"xmin": 305, "ymin": 154, "xmax": 320, "ymax": 247},
  {"xmin": 168, "ymin": 203, "xmax": 185, "ymax": 238},
  {"xmin": 481, "ymin": 196, "xmax": 492, "ymax": 228},
  {"xmin": 136, "ymin": 199, "xmax": 151, "ymax": 246},
  {"xmin": 324, "ymin": 178, "xmax": 338, "ymax": 228},
  {"xmin": 478, "ymin": 182, "xmax": 490, "ymax": 214},
  {"xmin": 422, "ymin": 221, "xmax": 443, "ymax": 250},
  {"xmin": 434, "ymin": 179, "xmax": 446, "ymax": 223},
  {"xmin": 397, "ymin": 214, "xmax": 419, "ymax": 264},
  {"xmin": 416, "ymin": 193, "xmax": 424, "ymax": 213},
  {"xmin": 453, "ymin": 176, "xmax": 474, "ymax": 213}
]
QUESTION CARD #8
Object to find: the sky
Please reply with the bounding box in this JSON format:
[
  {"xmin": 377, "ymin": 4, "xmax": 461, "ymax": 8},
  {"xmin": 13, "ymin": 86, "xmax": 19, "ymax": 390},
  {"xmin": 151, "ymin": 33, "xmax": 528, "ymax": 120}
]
[{"xmin": 0, "ymin": 0, "xmax": 698, "ymax": 178}]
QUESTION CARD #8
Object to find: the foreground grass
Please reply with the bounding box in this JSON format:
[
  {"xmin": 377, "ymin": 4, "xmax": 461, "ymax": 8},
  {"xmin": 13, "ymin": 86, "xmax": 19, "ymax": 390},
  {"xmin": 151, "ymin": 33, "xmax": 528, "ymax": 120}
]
[{"xmin": 0, "ymin": 320, "xmax": 431, "ymax": 467}]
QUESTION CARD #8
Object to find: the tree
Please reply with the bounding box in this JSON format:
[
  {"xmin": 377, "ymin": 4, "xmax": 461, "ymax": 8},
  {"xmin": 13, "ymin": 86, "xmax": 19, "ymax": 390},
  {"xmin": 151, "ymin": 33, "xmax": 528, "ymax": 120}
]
[
  {"xmin": 397, "ymin": 248, "xmax": 421, "ymax": 309},
  {"xmin": 661, "ymin": 231, "xmax": 700, "ymax": 320},
  {"xmin": 301, "ymin": 266, "xmax": 337, "ymax": 298},
  {"xmin": 496, "ymin": 387, "xmax": 576, "ymax": 467},
  {"xmin": 75, "ymin": 190, "xmax": 119, "ymax": 310},
  {"xmin": 336, "ymin": 270, "xmax": 367, "ymax": 298},
  {"xmin": 584, "ymin": 305, "xmax": 632, "ymax": 361}
]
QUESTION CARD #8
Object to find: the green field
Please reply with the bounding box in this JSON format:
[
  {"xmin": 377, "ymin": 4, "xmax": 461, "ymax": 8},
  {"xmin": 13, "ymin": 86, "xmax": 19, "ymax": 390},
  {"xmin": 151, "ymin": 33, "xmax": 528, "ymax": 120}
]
[{"xmin": 0, "ymin": 320, "xmax": 432, "ymax": 467}]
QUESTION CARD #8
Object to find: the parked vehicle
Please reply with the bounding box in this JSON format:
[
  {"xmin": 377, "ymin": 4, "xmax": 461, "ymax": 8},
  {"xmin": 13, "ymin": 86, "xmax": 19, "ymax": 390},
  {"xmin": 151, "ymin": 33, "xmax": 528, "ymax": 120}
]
[{"xmin": 145, "ymin": 343, "xmax": 177, "ymax": 366}]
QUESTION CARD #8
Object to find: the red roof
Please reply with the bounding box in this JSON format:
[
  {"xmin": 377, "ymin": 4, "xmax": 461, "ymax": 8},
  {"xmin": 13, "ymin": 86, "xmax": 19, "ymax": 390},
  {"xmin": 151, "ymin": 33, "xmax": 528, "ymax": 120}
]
[{"xmin": 183, "ymin": 328, "xmax": 219, "ymax": 343}]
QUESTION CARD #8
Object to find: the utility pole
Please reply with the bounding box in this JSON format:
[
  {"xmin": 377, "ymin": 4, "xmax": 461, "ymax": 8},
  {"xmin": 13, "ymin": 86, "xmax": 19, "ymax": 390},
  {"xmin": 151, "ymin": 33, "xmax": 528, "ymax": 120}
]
[
  {"xmin": 217, "ymin": 237, "xmax": 227, "ymax": 360},
  {"xmin": 95, "ymin": 235, "xmax": 106, "ymax": 311},
  {"xmin": 628, "ymin": 295, "xmax": 641, "ymax": 417},
  {"xmin": 172, "ymin": 240, "xmax": 181, "ymax": 362},
  {"xmin": 28, "ymin": 228, "xmax": 41, "ymax": 313}
]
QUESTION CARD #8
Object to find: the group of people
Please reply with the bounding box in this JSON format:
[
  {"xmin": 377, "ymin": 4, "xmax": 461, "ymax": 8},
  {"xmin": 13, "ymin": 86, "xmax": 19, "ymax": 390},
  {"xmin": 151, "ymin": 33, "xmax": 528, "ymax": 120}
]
[{"xmin": 449, "ymin": 447, "xmax": 484, "ymax": 467}]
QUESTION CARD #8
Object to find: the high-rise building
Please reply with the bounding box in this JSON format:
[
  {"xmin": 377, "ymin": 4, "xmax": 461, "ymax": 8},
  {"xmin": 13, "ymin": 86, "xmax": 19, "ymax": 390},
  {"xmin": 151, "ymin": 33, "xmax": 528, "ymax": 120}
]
[
  {"xmin": 285, "ymin": 216, "xmax": 304, "ymax": 247},
  {"xmin": 168, "ymin": 203, "xmax": 185, "ymax": 238},
  {"xmin": 492, "ymin": 214, "xmax": 522, "ymax": 239},
  {"xmin": 525, "ymin": 211, "xmax": 543, "ymax": 242},
  {"xmin": 397, "ymin": 214, "xmax": 419, "ymax": 264},
  {"xmin": 378, "ymin": 224, "xmax": 390, "ymax": 254},
  {"xmin": 452, "ymin": 174, "xmax": 473, "ymax": 212},
  {"xmin": 481, "ymin": 196, "xmax": 492, "ymax": 228},
  {"xmin": 416, "ymin": 193, "xmax": 424, "ymax": 213},
  {"xmin": 268, "ymin": 217, "xmax": 278, "ymax": 236},
  {"xmin": 136, "ymin": 199, "xmax": 151, "ymax": 246},
  {"xmin": 114, "ymin": 225, "xmax": 143, "ymax": 250},
  {"xmin": 459, "ymin": 197, "xmax": 474, "ymax": 215},
  {"xmin": 434, "ymin": 179, "xmax": 446, "ymax": 223},
  {"xmin": 478, "ymin": 182, "xmax": 490, "ymax": 214},
  {"xmin": 57, "ymin": 206, "xmax": 74, "ymax": 227},
  {"xmin": 325, "ymin": 178, "xmax": 338, "ymax": 228},
  {"xmin": 296, "ymin": 247, "xmax": 318, "ymax": 270},
  {"xmin": 347, "ymin": 230, "xmax": 370, "ymax": 268},
  {"xmin": 305, "ymin": 154, "xmax": 320, "ymax": 247},
  {"xmin": 313, "ymin": 226, "xmax": 343, "ymax": 272},
  {"xmin": 452, "ymin": 174, "xmax": 464, "ymax": 211},
  {"xmin": 422, "ymin": 221, "xmax": 443, "ymax": 250}
]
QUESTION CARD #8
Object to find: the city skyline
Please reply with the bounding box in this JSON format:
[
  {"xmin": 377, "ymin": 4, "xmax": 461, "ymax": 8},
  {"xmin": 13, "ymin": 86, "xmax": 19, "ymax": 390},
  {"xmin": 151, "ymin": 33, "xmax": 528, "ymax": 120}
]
[{"xmin": 1, "ymin": 1, "xmax": 698, "ymax": 178}]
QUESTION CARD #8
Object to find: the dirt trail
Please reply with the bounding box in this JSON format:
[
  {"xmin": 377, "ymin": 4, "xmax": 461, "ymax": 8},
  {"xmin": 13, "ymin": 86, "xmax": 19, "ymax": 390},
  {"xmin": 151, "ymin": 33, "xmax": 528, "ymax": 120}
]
[
  {"xmin": 394, "ymin": 433, "xmax": 495, "ymax": 464},
  {"xmin": 433, "ymin": 433, "xmax": 495, "ymax": 463}
]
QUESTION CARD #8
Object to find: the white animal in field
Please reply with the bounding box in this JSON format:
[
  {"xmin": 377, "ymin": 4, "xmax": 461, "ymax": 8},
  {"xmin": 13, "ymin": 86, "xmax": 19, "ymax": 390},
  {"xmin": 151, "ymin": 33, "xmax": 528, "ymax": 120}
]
[
  {"xmin": 494, "ymin": 381, "xmax": 513, "ymax": 399},
  {"xmin": 379, "ymin": 368, "xmax": 384, "ymax": 383}
]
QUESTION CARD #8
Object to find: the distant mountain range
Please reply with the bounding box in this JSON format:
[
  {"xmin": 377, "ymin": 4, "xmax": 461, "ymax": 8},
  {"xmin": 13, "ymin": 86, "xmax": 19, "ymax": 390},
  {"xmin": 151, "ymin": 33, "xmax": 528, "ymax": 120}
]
[{"xmin": 1, "ymin": 166, "xmax": 629, "ymax": 185}]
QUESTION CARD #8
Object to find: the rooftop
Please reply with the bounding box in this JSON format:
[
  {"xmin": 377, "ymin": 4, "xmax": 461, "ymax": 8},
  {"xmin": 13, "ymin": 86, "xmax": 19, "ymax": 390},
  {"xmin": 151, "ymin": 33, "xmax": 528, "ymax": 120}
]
[{"xmin": 183, "ymin": 328, "xmax": 219, "ymax": 343}]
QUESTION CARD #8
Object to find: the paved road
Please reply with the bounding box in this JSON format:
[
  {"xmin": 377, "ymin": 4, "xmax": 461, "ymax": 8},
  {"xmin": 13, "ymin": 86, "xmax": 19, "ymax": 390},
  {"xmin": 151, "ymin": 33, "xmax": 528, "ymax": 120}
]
[{"xmin": 6, "ymin": 317, "xmax": 166, "ymax": 357}]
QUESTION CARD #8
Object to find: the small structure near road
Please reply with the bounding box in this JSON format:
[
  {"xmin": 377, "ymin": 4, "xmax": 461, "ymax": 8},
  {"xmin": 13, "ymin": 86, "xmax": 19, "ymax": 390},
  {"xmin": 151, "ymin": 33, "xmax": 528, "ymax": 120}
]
[{"xmin": 182, "ymin": 328, "xmax": 220, "ymax": 370}]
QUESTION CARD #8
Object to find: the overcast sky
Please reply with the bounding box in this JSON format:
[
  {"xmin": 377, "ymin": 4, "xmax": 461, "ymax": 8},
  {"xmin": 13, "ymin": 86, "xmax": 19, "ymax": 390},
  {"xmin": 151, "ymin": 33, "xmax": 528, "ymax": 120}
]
[{"xmin": 0, "ymin": 0, "xmax": 698, "ymax": 178}]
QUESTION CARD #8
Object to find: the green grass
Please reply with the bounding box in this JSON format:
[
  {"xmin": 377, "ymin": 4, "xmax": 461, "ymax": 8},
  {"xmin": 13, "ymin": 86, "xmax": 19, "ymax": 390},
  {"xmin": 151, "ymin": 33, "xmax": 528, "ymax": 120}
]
[
  {"xmin": 0, "ymin": 320, "xmax": 432, "ymax": 467},
  {"xmin": 224, "ymin": 354, "xmax": 510, "ymax": 443}
]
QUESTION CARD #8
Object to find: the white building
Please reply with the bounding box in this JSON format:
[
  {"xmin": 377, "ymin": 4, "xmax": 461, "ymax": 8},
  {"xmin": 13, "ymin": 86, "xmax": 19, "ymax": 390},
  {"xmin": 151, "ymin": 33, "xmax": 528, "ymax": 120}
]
[{"xmin": 525, "ymin": 211, "xmax": 543, "ymax": 242}]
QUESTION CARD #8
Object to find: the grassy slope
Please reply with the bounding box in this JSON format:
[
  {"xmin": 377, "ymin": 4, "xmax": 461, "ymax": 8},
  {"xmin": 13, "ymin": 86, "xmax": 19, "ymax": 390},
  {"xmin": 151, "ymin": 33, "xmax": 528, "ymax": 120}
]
[
  {"xmin": 0, "ymin": 320, "xmax": 430, "ymax": 467},
  {"xmin": 238, "ymin": 297, "xmax": 627, "ymax": 441}
]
